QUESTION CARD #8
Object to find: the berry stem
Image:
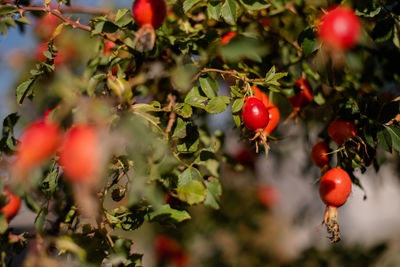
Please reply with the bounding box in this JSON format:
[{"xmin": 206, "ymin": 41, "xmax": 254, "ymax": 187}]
[{"xmin": 323, "ymin": 205, "xmax": 341, "ymax": 243}]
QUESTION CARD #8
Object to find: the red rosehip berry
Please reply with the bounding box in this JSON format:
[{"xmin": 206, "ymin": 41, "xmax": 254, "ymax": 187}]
[
  {"xmin": 58, "ymin": 125, "xmax": 100, "ymax": 183},
  {"xmin": 311, "ymin": 141, "xmax": 331, "ymax": 168},
  {"xmin": 289, "ymin": 78, "xmax": 313, "ymax": 110},
  {"xmin": 318, "ymin": 6, "xmax": 361, "ymax": 51},
  {"xmin": 241, "ymin": 97, "xmax": 270, "ymax": 131},
  {"xmin": 132, "ymin": 0, "xmax": 167, "ymax": 29},
  {"xmin": 221, "ymin": 32, "xmax": 237, "ymax": 46},
  {"xmin": 1, "ymin": 187, "xmax": 21, "ymax": 222},
  {"xmin": 328, "ymin": 119, "xmax": 357, "ymax": 145},
  {"xmin": 13, "ymin": 120, "xmax": 61, "ymax": 175}
]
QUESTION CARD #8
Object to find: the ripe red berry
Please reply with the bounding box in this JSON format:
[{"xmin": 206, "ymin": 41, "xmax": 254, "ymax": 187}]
[
  {"xmin": 1, "ymin": 187, "xmax": 21, "ymax": 222},
  {"xmin": 241, "ymin": 97, "xmax": 270, "ymax": 131},
  {"xmin": 319, "ymin": 168, "xmax": 352, "ymax": 208},
  {"xmin": 319, "ymin": 167, "xmax": 352, "ymax": 243},
  {"xmin": 155, "ymin": 235, "xmax": 185, "ymax": 265},
  {"xmin": 233, "ymin": 146, "xmax": 256, "ymax": 169},
  {"xmin": 257, "ymin": 184, "xmax": 280, "ymax": 208},
  {"xmin": 14, "ymin": 120, "xmax": 61, "ymax": 175},
  {"xmin": 132, "ymin": 0, "xmax": 167, "ymax": 29},
  {"xmin": 35, "ymin": 42, "xmax": 67, "ymax": 66},
  {"xmin": 173, "ymin": 251, "xmax": 188, "ymax": 267},
  {"xmin": 311, "ymin": 141, "xmax": 331, "ymax": 168},
  {"xmin": 289, "ymin": 78, "xmax": 313, "ymax": 110},
  {"xmin": 34, "ymin": 13, "xmax": 60, "ymax": 41},
  {"xmin": 252, "ymin": 86, "xmax": 269, "ymax": 106},
  {"xmin": 58, "ymin": 125, "xmax": 100, "ymax": 183},
  {"xmin": 221, "ymin": 32, "xmax": 237, "ymax": 46},
  {"xmin": 328, "ymin": 119, "xmax": 357, "ymax": 145},
  {"xmin": 104, "ymin": 41, "xmax": 116, "ymax": 55},
  {"xmin": 263, "ymin": 104, "xmax": 280, "ymax": 135},
  {"xmin": 251, "ymin": 87, "xmax": 280, "ymax": 135},
  {"xmin": 318, "ymin": 6, "xmax": 361, "ymax": 50}
]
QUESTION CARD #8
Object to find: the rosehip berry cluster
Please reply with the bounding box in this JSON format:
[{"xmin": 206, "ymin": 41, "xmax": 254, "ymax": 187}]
[
  {"xmin": 13, "ymin": 114, "xmax": 101, "ymax": 184},
  {"xmin": 310, "ymin": 118, "xmax": 358, "ymax": 242}
]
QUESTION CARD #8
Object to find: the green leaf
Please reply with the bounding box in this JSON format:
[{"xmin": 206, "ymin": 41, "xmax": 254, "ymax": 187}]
[
  {"xmin": 87, "ymin": 74, "xmax": 106, "ymax": 96},
  {"xmin": 385, "ymin": 125, "xmax": 400, "ymax": 152},
  {"xmin": 265, "ymin": 66, "xmax": 276, "ymax": 81},
  {"xmin": 185, "ymin": 87, "xmax": 208, "ymax": 109},
  {"xmin": 313, "ymin": 92, "xmax": 325, "ymax": 105},
  {"xmin": 207, "ymin": 2, "xmax": 222, "ymax": 20},
  {"xmin": 107, "ymin": 77, "xmax": 130, "ymax": 98},
  {"xmin": 302, "ymin": 62, "xmax": 320, "ymax": 81},
  {"xmin": 134, "ymin": 103, "xmax": 163, "ymax": 112},
  {"xmin": 16, "ymin": 78, "xmax": 35, "ymax": 104},
  {"xmin": 183, "ymin": 0, "xmax": 201, "ymax": 12},
  {"xmin": 195, "ymin": 150, "xmax": 220, "ymax": 177},
  {"xmin": 221, "ymin": 37, "xmax": 267, "ymax": 63},
  {"xmin": 363, "ymin": 127, "xmax": 375, "ymax": 148},
  {"xmin": 24, "ymin": 194, "xmax": 40, "ymax": 213},
  {"xmin": 42, "ymin": 168, "xmax": 58, "ymax": 196},
  {"xmin": 175, "ymin": 103, "xmax": 193, "ymax": 118},
  {"xmin": 230, "ymin": 86, "xmax": 242, "ymax": 98},
  {"xmin": 298, "ymin": 27, "xmax": 318, "ymax": 57},
  {"xmin": 379, "ymin": 101, "xmax": 399, "ymax": 124},
  {"xmin": 171, "ymin": 64, "xmax": 198, "ymax": 93},
  {"xmin": 206, "ymin": 96, "xmax": 230, "ymax": 114},
  {"xmin": 238, "ymin": 0, "xmax": 270, "ymax": 10},
  {"xmin": 91, "ymin": 21, "xmax": 105, "ymax": 35},
  {"xmin": 0, "ymin": 214, "xmax": 7, "ymax": 234},
  {"xmin": 394, "ymin": 25, "xmax": 400, "ymax": 49},
  {"xmin": 199, "ymin": 76, "xmax": 218, "ymax": 98},
  {"xmin": 147, "ymin": 204, "xmax": 191, "ymax": 223},
  {"xmin": 2, "ymin": 112, "xmax": 19, "ymax": 137},
  {"xmin": 204, "ymin": 178, "xmax": 222, "ymax": 209},
  {"xmin": 172, "ymin": 117, "xmax": 190, "ymax": 139},
  {"xmin": 176, "ymin": 180, "xmax": 207, "ymax": 205},
  {"xmin": 377, "ymin": 128, "xmax": 392, "ymax": 152},
  {"xmin": 43, "ymin": 50, "xmax": 53, "ymax": 59},
  {"xmin": 115, "ymin": 9, "xmax": 129, "ymax": 22},
  {"xmin": 35, "ymin": 209, "xmax": 47, "ymax": 235},
  {"xmin": 221, "ymin": 0, "xmax": 237, "ymax": 25},
  {"xmin": 354, "ymin": 2, "xmax": 381, "ymax": 18},
  {"xmin": 233, "ymin": 114, "xmax": 241, "ymax": 127},
  {"xmin": 231, "ymin": 98, "xmax": 244, "ymax": 113},
  {"xmin": 56, "ymin": 237, "xmax": 87, "ymax": 262},
  {"xmin": 371, "ymin": 18, "xmax": 395, "ymax": 43},
  {"xmin": 176, "ymin": 125, "xmax": 200, "ymax": 153},
  {"xmin": 16, "ymin": 16, "xmax": 31, "ymax": 25},
  {"xmin": 0, "ymin": 5, "xmax": 17, "ymax": 15},
  {"xmin": 178, "ymin": 167, "xmax": 202, "ymax": 186}
]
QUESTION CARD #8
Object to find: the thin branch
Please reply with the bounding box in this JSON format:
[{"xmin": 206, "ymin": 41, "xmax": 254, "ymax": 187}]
[
  {"xmin": 165, "ymin": 94, "xmax": 177, "ymax": 134},
  {"xmin": 18, "ymin": 6, "xmax": 92, "ymax": 31},
  {"xmin": 59, "ymin": 5, "xmax": 107, "ymax": 15},
  {"xmin": 193, "ymin": 67, "xmax": 276, "ymax": 84},
  {"xmin": 192, "ymin": 68, "xmax": 243, "ymax": 82},
  {"xmin": 1, "ymin": 1, "xmax": 107, "ymax": 15}
]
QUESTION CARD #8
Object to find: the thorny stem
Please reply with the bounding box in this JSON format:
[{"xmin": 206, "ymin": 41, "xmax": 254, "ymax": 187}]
[
  {"xmin": 0, "ymin": 2, "xmax": 95, "ymax": 31},
  {"xmin": 19, "ymin": 6, "xmax": 92, "ymax": 31},
  {"xmin": 192, "ymin": 68, "xmax": 274, "ymax": 85},
  {"xmin": 165, "ymin": 94, "xmax": 177, "ymax": 134},
  {"xmin": 1, "ymin": 0, "xmax": 108, "ymax": 15}
]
